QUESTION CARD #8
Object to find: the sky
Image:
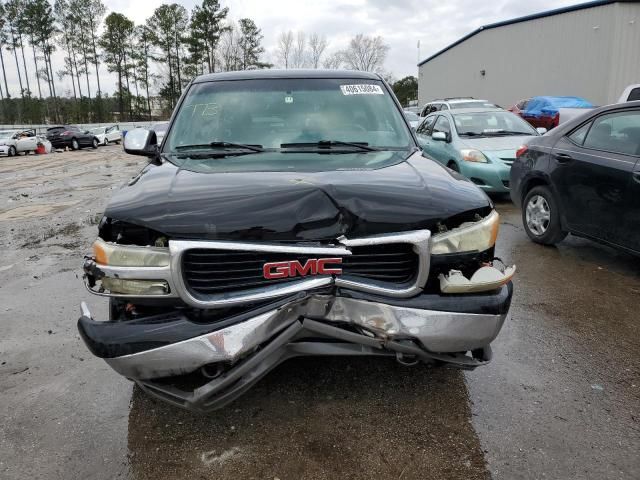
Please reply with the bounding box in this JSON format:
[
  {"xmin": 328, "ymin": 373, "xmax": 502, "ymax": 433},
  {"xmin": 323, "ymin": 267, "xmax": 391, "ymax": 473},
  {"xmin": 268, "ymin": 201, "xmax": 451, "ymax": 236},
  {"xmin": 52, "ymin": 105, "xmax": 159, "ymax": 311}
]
[{"xmin": 1, "ymin": 0, "xmax": 579, "ymax": 98}]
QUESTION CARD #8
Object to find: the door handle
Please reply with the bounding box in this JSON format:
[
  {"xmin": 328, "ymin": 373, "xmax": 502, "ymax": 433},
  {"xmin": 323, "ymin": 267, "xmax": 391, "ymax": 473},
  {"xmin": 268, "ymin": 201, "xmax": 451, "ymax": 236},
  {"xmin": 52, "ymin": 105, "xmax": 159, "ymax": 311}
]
[
  {"xmin": 633, "ymin": 172, "xmax": 640, "ymax": 184},
  {"xmin": 553, "ymin": 152, "xmax": 573, "ymax": 164}
]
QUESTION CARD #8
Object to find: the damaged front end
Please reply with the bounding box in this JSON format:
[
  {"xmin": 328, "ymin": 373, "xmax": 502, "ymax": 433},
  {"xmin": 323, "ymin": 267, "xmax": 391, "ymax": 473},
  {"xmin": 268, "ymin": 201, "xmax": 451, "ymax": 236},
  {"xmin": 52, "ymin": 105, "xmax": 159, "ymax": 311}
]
[{"xmin": 79, "ymin": 211, "xmax": 514, "ymax": 413}]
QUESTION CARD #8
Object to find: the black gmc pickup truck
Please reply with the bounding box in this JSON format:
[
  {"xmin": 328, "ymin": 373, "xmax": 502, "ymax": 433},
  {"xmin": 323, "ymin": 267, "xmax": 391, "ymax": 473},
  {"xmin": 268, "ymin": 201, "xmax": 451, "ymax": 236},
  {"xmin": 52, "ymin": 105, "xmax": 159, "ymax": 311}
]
[{"xmin": 79, "ymin": 70, "xmax": 515, "ymax": 412}]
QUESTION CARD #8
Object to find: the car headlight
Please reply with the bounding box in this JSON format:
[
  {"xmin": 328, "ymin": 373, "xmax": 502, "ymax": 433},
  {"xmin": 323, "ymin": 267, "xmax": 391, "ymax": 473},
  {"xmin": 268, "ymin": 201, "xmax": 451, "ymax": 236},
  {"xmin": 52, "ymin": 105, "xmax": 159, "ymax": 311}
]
[
  {"xmin": 432, "ymin": 210, "xmax": 500, "ymax": 254},
  {"xmin": 92, "ymin": 238, "xmax": 170, "ymax": 267},
  {"xmin": 460, "ymin": 149, "xmax": 489, "ymax": 163}
]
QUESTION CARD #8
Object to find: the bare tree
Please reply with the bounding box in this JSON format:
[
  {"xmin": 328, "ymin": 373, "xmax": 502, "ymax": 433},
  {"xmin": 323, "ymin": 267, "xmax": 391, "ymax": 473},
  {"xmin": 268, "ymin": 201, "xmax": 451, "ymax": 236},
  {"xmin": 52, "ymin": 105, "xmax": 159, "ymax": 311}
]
[
  {"xmin": 291, "ymin": 31, "xmax": 306, "ymax": 68},
  {"xmin": 276, "ymin": 30, "xmax": 293, "ymax": 69},
  {"xmin": 341, "ymin": 34, "xmax": 389, "ymax": 72},
  {"xmin": 218, "ymin": 22, "xmax": 242, "ymax": 72},
  {"xmin": 308, "ymin": 33, "xmax": 327, "ymax": 69},
  {"xmin": 322, "ymin": 51, "xmax": 343, "ymax": 70}
]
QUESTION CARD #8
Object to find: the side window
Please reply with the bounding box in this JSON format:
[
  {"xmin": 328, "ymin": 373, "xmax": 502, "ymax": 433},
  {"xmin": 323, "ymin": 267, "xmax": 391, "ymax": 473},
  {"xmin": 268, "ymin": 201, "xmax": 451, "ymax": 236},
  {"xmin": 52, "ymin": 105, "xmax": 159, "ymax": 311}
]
[
  {"xmin": 628, "ymin": 88, "xmax": 640, "ymax": 102},
  {"xmin": 433, "ymin": 116, "xmax": 451, "ymax": 137},
  {"xmin": 568, "ymin": 122, "xmax": 591, "ymax": 146},
  {"xmin": 441, "ymin": 104, "xmax": 450, "ymax": 110},
  {"xmin": 417, "ymin": 115, "xmax": 436, "ymax": 135},
  {"xmin": 583, "ymin": 110, "xmax": 640, "ymax": 156}
]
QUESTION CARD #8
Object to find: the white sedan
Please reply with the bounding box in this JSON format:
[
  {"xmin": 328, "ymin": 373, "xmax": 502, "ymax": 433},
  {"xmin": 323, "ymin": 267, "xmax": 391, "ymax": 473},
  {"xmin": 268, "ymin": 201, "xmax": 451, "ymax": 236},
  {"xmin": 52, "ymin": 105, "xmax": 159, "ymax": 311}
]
[
  {"xmin": 0, "ymin": 129, "xmax": 38, "ymax": 156},
  {"xmin": 89, "ymin": 125, "xmax": 122, "ymax": 146}
]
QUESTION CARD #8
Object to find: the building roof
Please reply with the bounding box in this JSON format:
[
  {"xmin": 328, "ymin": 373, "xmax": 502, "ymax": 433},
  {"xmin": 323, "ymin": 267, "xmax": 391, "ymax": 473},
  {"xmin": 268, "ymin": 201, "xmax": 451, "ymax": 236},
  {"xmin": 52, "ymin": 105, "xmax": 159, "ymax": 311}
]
[
  {"xmin": 193, "ymin": 69, "xmax": 381, "ymax": 83},
  {"xmin": 417, "ymin": 0, "xmax": 616, "ymax": 67}
]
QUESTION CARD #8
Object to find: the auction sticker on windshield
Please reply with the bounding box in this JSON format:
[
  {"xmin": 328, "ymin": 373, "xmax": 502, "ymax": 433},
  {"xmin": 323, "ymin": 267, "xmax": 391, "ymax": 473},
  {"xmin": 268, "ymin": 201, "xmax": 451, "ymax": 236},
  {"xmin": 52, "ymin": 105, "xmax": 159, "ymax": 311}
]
[{"xmin": 340, "ymin": 84, "xmax": 384, "ymax": 95}]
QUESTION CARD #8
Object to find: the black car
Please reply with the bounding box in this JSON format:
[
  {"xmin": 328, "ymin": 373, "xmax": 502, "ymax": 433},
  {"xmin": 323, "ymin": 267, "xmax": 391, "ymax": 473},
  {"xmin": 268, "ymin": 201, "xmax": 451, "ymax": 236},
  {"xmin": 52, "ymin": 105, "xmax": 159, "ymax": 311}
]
[
  {"xmin": 77, "ymin": 70, "xmax": 515, "ymax": 412},
  {"xmin": 46, "ymin": 125, "xmax": 99, "ymax": 150},
  {"xmin": 511, "ymin": 101, "xmax": 640, "ymax": 254}
]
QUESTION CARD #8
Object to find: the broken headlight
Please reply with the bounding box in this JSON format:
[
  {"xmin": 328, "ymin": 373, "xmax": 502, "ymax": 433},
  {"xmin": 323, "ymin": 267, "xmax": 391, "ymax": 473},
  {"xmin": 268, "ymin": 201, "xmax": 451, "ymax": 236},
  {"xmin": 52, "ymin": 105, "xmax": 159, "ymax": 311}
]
[
  {"xmin": 93, "ymin": 238, "xmax": 170, "ymax": 267},
  {"xmin": 432, "ymin": 210, "xmax": 499, "ymax": 255}
]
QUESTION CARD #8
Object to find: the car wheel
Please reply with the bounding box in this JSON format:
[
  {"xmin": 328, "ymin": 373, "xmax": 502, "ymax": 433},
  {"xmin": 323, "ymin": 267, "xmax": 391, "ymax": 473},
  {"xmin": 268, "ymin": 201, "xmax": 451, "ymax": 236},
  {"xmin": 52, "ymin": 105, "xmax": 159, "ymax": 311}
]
[
  {"xmin": 71, "ymin": 138, "xmax": 79, "ymax": 150},
  {"xmin": 447, "ymin": 161, "xmax": 460, "ymax": 173},
  {"xmin": 103, "ymin": 138, "xmax": 108, "ymax": 146},
  {"xmin": 522, "ymin": 185, "xmax": 567, "ymax": 245},
  {"xmin": 92, "ymin": 138, "xmax": 99, "ymax": 149},
  {"xmin": 8, "ymin": 146, "xmax": 16, "ymax": 157}
]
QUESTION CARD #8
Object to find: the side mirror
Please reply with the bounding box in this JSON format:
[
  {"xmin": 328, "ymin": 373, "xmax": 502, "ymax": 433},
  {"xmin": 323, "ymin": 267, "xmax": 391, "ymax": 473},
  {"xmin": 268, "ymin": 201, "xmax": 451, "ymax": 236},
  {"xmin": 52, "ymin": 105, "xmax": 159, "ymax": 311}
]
[
  {"xmin": 123, "ymin": 128, "xmax": 158, "ymax": 157},
  {"xmin": 432, "ymin": 131, "xmax": 447, "ymax": 142},
  {"xmin": 536, "ymin": 127, "xmax": 547, "ymax": 135}
]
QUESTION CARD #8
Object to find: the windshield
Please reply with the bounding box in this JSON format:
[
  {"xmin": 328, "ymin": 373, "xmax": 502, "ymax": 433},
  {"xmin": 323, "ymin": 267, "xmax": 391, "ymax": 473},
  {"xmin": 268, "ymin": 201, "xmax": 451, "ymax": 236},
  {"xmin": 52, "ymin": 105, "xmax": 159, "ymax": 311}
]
[
  {"xmin": 450, "ymin": 101, "xmax": 496, "ymax": 109},
  {"xmin": 165, "ymin": 78, "xmax": 412, "ymax": 152},
  {"xmin": 453, "ymin": 111, "xmax": 537, "ymax": 136}
]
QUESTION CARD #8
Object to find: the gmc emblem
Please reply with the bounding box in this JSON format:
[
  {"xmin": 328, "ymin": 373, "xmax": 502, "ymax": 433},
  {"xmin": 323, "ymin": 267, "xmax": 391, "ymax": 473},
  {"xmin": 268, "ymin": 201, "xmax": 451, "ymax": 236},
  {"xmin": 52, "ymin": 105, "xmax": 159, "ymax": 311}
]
[{"xmin": 263, "ymin": 258, "xmax": 343, "ymax": 279}]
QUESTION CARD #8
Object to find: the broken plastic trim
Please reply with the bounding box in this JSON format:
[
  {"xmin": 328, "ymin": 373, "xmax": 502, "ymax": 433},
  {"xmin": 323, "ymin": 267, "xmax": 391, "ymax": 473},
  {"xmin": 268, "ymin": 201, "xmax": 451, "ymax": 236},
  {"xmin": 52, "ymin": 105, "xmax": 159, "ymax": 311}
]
[{"xmin": 438, "ymin": 262, "xmax": 516, "ymax": 294}]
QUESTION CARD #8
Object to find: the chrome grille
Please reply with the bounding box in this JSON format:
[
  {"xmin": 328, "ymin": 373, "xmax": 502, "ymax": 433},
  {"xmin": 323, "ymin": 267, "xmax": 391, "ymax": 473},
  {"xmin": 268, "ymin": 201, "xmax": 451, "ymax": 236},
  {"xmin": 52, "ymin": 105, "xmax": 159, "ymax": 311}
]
[{"xmin": 182, "ymin": 243, "xmax": 418, "ymax": 295}]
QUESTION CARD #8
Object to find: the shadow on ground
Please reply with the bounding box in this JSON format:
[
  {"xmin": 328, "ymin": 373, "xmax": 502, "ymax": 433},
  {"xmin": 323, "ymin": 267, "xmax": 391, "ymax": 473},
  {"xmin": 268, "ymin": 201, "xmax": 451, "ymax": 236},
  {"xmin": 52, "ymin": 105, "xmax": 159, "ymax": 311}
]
[{"xmin": 127, "ymin": 357, "xmax": 490, "ymax": 480}]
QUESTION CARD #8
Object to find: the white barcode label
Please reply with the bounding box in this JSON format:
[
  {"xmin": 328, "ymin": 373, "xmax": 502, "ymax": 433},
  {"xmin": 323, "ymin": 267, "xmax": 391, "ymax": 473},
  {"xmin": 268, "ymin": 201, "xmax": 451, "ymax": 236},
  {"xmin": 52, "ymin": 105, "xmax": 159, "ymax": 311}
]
[{"xmin": 340, "ymin": 84, "xmax": 384, "ymax": 95}]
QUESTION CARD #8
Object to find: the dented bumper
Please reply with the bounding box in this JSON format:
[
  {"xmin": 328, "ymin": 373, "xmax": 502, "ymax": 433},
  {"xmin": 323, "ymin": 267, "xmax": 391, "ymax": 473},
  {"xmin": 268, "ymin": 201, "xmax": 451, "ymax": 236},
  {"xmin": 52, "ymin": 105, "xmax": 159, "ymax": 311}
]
[{"xmin": 78, "ymin": 285, "xmax": 512, "ymax": 412}]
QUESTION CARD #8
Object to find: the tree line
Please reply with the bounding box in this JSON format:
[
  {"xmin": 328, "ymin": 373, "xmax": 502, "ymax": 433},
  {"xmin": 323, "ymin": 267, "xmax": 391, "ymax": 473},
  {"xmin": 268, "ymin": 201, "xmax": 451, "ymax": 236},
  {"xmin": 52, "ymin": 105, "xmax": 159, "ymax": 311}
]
[
  {"xmin": 0, "ymin": 0, "xmax": 269, "ymax": 124},
  {"xmin": 0, "ymin": 0, "xmax": 404, "ymax": 125}
]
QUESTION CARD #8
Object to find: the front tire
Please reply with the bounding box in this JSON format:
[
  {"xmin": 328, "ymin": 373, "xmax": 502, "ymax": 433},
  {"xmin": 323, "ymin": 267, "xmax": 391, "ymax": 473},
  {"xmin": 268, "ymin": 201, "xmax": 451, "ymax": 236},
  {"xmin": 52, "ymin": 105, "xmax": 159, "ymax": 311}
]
[
  {"xmin": 92, "ymin": 138, "xmax": 99, "ymax": 149},
  {"xmin": 8, "ymin": 146, "xmax": 16, "ymax": 156},
  {"xmin": 522, "ymin": 185, "xmax": 567, "ymax": 245},
  {"xmin": 103, "ymin": 138, "xmax": 108, "ymax": 146},
  {"xmin": 71, "ymin": 138, "xmax": 79, "ymax": 150}
]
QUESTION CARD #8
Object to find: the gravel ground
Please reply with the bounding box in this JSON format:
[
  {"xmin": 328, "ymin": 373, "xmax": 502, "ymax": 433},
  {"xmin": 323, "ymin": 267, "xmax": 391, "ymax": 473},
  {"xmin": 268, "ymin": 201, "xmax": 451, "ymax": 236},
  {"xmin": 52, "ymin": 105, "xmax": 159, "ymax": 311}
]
[{"xmin": 0, "ymin": 147, "xmax": 638, "ymax": 479}]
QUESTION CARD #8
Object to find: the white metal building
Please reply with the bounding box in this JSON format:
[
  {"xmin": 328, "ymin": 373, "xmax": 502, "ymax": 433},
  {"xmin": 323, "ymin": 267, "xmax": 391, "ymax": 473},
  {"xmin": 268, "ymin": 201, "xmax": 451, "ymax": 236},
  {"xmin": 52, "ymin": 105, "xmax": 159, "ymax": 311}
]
[{"xmin": 417, "ymin": 1, "xmax": 640, "ymax": 108}]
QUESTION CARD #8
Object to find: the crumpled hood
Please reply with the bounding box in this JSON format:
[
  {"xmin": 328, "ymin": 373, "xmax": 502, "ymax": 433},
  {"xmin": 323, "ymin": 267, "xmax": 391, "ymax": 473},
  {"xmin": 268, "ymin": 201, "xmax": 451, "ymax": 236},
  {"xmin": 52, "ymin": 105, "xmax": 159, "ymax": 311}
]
[{"xmin": 105, "ymin": 151, "xmax": 491, "ymax": 241}]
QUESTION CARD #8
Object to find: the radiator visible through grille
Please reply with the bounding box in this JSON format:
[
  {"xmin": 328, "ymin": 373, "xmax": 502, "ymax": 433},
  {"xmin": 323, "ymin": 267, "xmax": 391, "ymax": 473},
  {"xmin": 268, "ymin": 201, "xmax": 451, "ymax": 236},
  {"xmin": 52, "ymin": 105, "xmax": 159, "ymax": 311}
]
[{"xmin": 182, "ymin": 243, "xmax": 419, "ymax": 295}]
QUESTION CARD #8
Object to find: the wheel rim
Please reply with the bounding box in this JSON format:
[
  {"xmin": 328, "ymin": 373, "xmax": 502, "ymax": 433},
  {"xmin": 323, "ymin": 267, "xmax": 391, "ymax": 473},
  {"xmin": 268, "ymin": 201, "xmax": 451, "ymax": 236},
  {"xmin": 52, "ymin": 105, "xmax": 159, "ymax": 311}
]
[
  {"xmin": 72, "ymin": 140, "xmax": 78, "ymax": 149},
  {"xmin": 525, "ymin": 194, "xmax": 551, "ymax": 236},
  {"xmin": 103, "ymin": 138, "xmax": 108, "ymax": 145},
  {"xmin": 10, "ymin": 146, "xmax": 15, "ymax": 156}
]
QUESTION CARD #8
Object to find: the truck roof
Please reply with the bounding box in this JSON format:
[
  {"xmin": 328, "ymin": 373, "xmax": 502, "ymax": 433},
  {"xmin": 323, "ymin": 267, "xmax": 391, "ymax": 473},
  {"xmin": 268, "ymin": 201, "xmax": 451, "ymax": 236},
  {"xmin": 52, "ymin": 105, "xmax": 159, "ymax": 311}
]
[{"xmin": 192, "ymin": 69, "xmax": 382, "ymax": 83}]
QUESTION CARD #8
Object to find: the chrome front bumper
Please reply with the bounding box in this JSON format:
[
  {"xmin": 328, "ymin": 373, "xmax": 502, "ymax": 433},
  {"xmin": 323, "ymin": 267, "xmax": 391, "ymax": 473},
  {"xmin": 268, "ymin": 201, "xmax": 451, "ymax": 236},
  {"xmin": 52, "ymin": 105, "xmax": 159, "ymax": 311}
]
[
  {"xmin": 79, "ymin": 286, "xmax": 511, "ymax": 412},
  {"xmin": 100, "ymin": 294, "xmax": 507, "ymax": 381}
]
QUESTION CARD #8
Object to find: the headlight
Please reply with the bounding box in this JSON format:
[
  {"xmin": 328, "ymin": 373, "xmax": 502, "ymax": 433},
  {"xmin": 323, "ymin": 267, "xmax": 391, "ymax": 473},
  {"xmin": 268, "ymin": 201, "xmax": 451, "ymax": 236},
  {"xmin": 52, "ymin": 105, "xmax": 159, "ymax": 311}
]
[
  {"xmin": 93, "ymin": 238, "xmax": 170, "ymax": 267},
  {"xmin": 432, "ymin": 210, "xmax": 500, "ymax": 254},
  {"xmin": 460, "ymin": 149, "xmax": 488, "ymax": 163}
]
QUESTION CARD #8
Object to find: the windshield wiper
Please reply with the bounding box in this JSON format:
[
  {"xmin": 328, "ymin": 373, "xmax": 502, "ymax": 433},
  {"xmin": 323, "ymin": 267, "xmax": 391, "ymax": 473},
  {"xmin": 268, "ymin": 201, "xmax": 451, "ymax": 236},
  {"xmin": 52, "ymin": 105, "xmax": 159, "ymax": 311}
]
[
  {"xmin": 482, "ymin": 130, "xmax": 531, "ymax": 136},
  {"xmin": 458, "ymin": 131, "xmax": 485, "ymax": 137},
  {"xmin": 174, "ymin": 141, "xmax": 264, "ymax": 153},
  {"xmin": 281, "ymin": 140, "xmax": 380, "ymax": 152}
]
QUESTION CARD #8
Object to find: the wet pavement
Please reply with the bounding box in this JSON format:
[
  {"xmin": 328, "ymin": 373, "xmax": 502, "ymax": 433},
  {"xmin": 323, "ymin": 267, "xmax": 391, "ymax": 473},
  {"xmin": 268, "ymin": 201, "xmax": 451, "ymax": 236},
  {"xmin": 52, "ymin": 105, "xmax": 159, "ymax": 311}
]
[{"xmin": 0, "ymin": 148, "xmax": 638, "ymax": 479}]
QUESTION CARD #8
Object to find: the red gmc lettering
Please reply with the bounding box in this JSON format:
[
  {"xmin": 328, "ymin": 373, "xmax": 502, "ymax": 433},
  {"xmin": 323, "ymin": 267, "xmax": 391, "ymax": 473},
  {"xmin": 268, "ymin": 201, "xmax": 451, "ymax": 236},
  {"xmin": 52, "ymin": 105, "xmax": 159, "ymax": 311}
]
[{"xmin": 263, "ymin": 258, "xmax": 343, "ymax": 279}]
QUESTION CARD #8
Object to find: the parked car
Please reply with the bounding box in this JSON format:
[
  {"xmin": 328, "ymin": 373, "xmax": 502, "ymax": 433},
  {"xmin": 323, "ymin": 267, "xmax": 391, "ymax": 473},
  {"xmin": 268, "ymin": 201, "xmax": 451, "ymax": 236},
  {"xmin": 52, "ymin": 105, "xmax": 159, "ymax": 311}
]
[
  {"xmin": 420, "ymin": 97, "xmax": 498, "ymax": 117},
  {"xmin": 404, "ymin": 106, "xmax": 420, "ymax": 114},
  {"xmin": 46, "ymin": 125, "xmax": 99, "ymax": 150},
  {"xmin": 78, "ymin": 69, "xmax": 515, "ymax": 412},
  {"xmin": 508, "ymin": 96, "xmax": 593, "ymax": 130},
  {"xmin": 0, "ymin": 129, "xmax": 38, "ymax": 156},
  {"xmin": 89, "ymin": 125, "xmax": 122, "ymax": 146},
  {"xmin": 415, "ymin": 108, "xmax": 541, "ymax": 193},
  {"xmin": 404, "ymin": 110, "xmax": 421, "ymax": 129},
  {"xmin": 618, "ymin": 84, "xmax": 640, "ymax": 103},
  {"xmin": 510, "ymin": 101, "xmax": 640, "ymax": 254}
]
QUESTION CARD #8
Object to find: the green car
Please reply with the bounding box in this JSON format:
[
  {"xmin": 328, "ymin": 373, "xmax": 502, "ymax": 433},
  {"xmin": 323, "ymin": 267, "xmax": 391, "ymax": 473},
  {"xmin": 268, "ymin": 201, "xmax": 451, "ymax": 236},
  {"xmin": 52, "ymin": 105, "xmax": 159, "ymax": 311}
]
[{"xmin": 415, "ymin": 108, "xmax": 543, "ymax": 193}]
